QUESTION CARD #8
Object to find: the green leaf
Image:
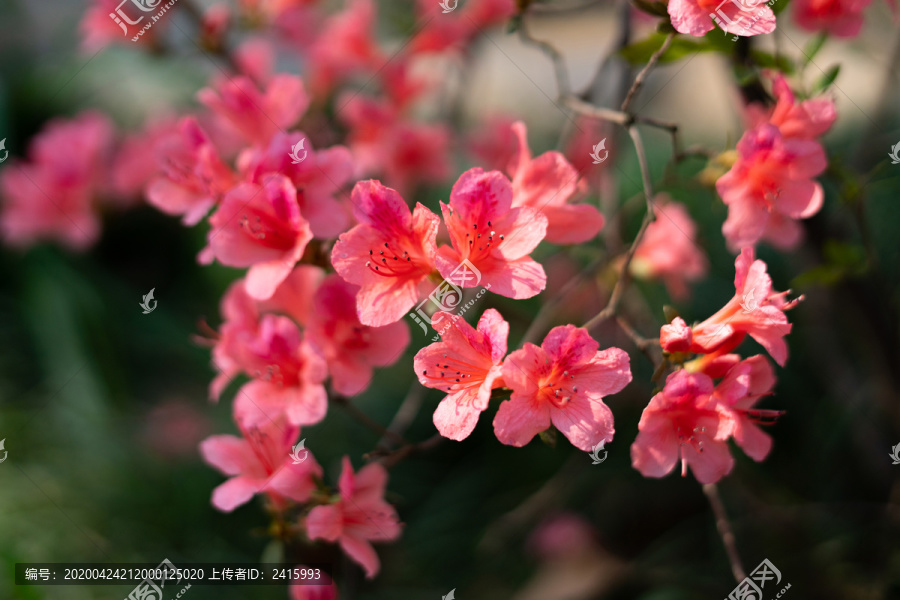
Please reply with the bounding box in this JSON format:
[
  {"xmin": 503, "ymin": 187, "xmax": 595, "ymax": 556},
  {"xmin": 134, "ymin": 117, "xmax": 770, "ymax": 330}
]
[
  {"xmin": 792, "ymin": 240, "xmax": 868, "ymax": 288},
  {"xmin": 811, "ymin": 64, "xmax": 840, "ymax": 94},
  {"xmin": 802, "ymin": 32, "xmax": 828, "ymax": 65},
  {"xmin": 750, "ymin": 50, "xmax": 795, "ymax": 74},
  {"xmin": 620, "ymin": 34, "xmax": 711, "ymax": 65},
  {"xmin": 632, "ymin": 0, "xmax": 671, "ymax": 17}
]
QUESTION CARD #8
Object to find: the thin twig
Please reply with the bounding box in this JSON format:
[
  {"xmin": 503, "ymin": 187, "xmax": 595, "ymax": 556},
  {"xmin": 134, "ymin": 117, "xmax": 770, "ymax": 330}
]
[
  {"xmin": 620, "ymin": 32, "xmax": 676, "ymax": 113},
  {"xmin": 517, "ymin": 13, "xmax": 572, "ymax": 98},
  {"xmin": 703, "ymin": 483, "xmax": 746, "ymax": 584},
  {"xmin": 369, "ymin": 434, "xmax": 444, "ymax": 469},
  {"xmin": 332, "ymin": 395, "xmax": 406, "ymax": 446}
]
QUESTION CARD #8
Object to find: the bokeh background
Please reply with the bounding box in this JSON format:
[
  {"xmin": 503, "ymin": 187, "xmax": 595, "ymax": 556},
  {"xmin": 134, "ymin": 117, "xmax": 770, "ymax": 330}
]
[{"xmin": 1, "ymin": 0, "xmax": 900, "ymax": 598}]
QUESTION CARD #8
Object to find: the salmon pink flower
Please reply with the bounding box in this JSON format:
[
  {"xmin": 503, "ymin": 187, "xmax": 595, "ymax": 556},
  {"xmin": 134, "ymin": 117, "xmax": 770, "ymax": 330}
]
[
  {"xmin": 199, "ymin": 394, "xmax": 322, "ymax": 512},
  {"xmin": 239, "ymin": 131, "xmax": 354, "ymax": 238},
  {"xmin": 506, "ymin": 121, "xmax": 603, "ymax": 245},
  {"xmin": 307, "ymin": 275, "xmax": 411, "ymax": 396},
  {"xmin": 668, "ymin": 0, "xmax": 775, "ymax": 37},
  {"xmin": 630, "ymin": 198, "xmax": 708, "ymax": 300},
  {"xmin": 306, "ymin": 457, "xmax": 401, "ymax": 579},
  {"xmin": 467, "ymin": 115, "xmax": 519, "ymax": 173},
  {"xmin": 660, "ymin": 317, "xmax": 693, "ymax": 353},
  {"xmin": 713, "ymin": 355, "xmax": 779, "ymax": 461},
  {"xmin": 791, "ymin": 0, "xmax": 874, "ymax": 37},
  {"xmin": 716, "ymin": 124, "xmax": 827, "ymax": 250},
  {"xmin": 412, "ymin": 0, "xmax": 516, "ymax": 53},
  {"xmin": 198, "ymin": 75, "xmax": 309, "ymax": 146},
  {"xmin": 752, "ymin": 73, "xmax": 837, "ymax": 141},
  {"xmin": 331, "ymin": 180, "xmax": 440, "ymax": 327},
  {"xmin": 630, "ymin": 370, "xmax": 735, "ymax": 484},
  {"xmin": 414, "ymin": 309, "xmax": 509, "ymax": 441},
  {"xmin": 494, "ymin": 325, "xmax": 631, "ymax": 451},
  {"xmin": 691, "ymin": 248, "xmax": 802, "ymax": 366},
  {"xmin": 146, "ymin": 117, "xmax": 236, "ymax": 226},
  {"xmin": 436, "ymin": 168, "xmax": 548, "ymax": 300},
  {"xmin": 307, "ymin": 0, "xmax": 384, "ymax": 95},
  {"xmin": 206, "ymin": 175, "xmax": 313, "ymax": 301}
]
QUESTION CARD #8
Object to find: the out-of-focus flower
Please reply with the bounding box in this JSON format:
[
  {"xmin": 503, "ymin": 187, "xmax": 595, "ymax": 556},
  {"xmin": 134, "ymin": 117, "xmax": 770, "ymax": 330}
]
[
  {"xmin": 495, "ymin": 325, "xmax": 631, "ymax": 451},
  {"xmin": 141, "ymin": 399, "xmax": 213, "ymax": 459},
  {"xmin": 466, "ymin": 115, "xmax": 519, "ymax": 173},
  {"xmin": 200, "ymin": 394, "xmax": 322, "ymax": 512},
  {"xmin": 507, "ymin": 121, "xmax": 603, "ymax": 245},
  {"xmin": 668, "ymin": 0, "xmax": 775, "ymax": 37},
  {"xmin": 80, "ymin": 0, "xmax": 160, "ymax": 51},
  {"xmin": 109, "ymin": 117, "xmax": 175, "ymax": 206},
  {"xmin": 527, "ymin": 512, "xmax": 597, "ymax": 562},
  {"xmin": 307, "ymin": 275, "xmax": 410, "ymax": 396},
  {"xmin": 791, "ymin": 0, "xmax": 875, "ymax": 37},
  {"xmin": 205, "ymin": 175, "xmax": 313, "ymax": 300},
  {"xmin": 198, "ymin": 75, "xmax": 309, "ymax": 146},
  {"xmin": 331, "ymin": 179, "xmax": 440, "ymax": 327},
  {"xmin": 290, "ymin": 567, "xmax": 338, "ymax": 600},
  {"xmin": 412, "ymin": 0, "xmax": 516, "ymax": 54},
  {"xmin": 306, "ymin": 457, "xmax": 402, "ymax": 579},
  {"xmin": 307, "ymin": 0, "xmax": 384, "ymax": 95},
  {"xmin": 414, "ymin": 309, "xmax": 509, "ymax": 441},
  {"xmin": 630, "ymin": 198, "xmax": 708, "ymax": 300},
  {"xmin": 749, "ymin": 73, "xmax": 837, "ymax": 141},
  {"xmin": 630, "ymin": 370, "xmax": 735, "ymax": 484},
  {"xmin": 0, "ymin": 111, "xmax": 114, "ymax": 250},
  {"xmin": 713, "ymin": 355, "xmax": 778, "ymax": 461},
  {"xmin": 660, "ymin": 317, "xmax": 693, "ymax": 353},
  {"xmin": 436, "ymin": 168, "xmax": 547, "ymax": 299}
]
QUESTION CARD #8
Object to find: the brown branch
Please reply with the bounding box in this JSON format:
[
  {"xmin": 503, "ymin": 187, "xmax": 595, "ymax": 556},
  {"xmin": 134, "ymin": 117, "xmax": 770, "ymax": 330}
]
[
  {"xmin": 620, "ymin": 32, "xmax": 676, "ymax": 113},
  {"xmin": 517, "ymin": 12, "xmax": 572, "ymax": 98},
  {"xmin": 703, "ymin": 483, "xmax": 746, "ymax": 584},
  {"xmin": 367, "ymin": 433, "xmax": 444, "ymax": 469},
  {"xmin": 332, "ymin": 395, "xmax": 407, "ymax": 446}
]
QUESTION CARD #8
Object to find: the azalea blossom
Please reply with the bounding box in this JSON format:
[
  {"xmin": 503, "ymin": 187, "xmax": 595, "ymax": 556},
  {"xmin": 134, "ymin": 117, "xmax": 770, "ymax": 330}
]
[
  {"xmin": 435, "ymin": 168, "xmax": 548, "ymax": 300},
  {"xmin": 307, "ymin": 0, "xmax": 384, "ymax": 95},
  {"xmin": 199, "ymin": 394, "xmax": 322, "ymax": 512},
  {"xmin": 713, "ymin": 355, "xmax": 778, "ymax": 461},
  {"xmin": 494, "ymin": 325, "xmax": 631, "ymax": 451},
  {"xmin": 716, "ymin": 124, "xmax": 827, "ymax": 250},
  {"xmin": 506, "ymin": 121, "xmax": 604, "ymax": 245},
  {"xmin": 630, "ymin": 198, "xmax": 708, "ymax": 300},
  {"xmin": 630, "ymin": 369, "xmax": 735, "ymax": 484},
  {"xmin": 198, "ymin": 74, "xmax": 309, "ymax": 146},
  {"xmin": 668, "ymin": 0, "xmax": 776, "ymax": 38},
  {"xmin": 331, "ymin": 179, "xmax": 440, "ymax": 327},
  {"xmin": 791, "ymin": 0, "xmax": 875, "ymax": 37},
  {"xmin": 750, "ymin": 73, "xmax": 837, "ymax": 141},
  {"xmin": 307, "ymin": 275, "xmax": 411, "ymax": 396},
  {"xmin": 660, "ymin": 317, "xmax": 693, "ymax": 353},
  {"xmin": 205, "ymin": 175, "xmax": 313, "ymax": 300},
  {"xmin": 306, "ymin": 457, "xmax": 402, "ymax": 579},
  {"xmin": 690, "ymin": 247, "xmax": 802, "ymax": 366},
  {"xmin": 414, "ymin": 309, "xmax": 509, "ymax": 441},
  {"xmin": 412, "ymin": 0, "xmax": 516, "ymax": 53}
]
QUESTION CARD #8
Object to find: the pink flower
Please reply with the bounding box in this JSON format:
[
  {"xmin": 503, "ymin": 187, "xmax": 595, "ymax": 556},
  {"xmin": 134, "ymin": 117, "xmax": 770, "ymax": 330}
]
[
  {"xmin": 0, "ymin": 111, "xmax": 113, "ymax": 250},
  {"xmin": 331, "ymin": 180, "xmax": 440, "ymax": 327},
  {"xmin": 146, "ymin": 117, "xmax": 236, "ymax": 226},
  {"xmin": 630, "ymin": 198, "xmax": 708, "ymax": 300},
  {"xmin": 80, "ymin": 0, "xmax": 159, "ymax": 51},
  {"xmin": 307, "ymin": 0, "xmax": 384, "ymax": 95},
  {"xmin": 238, "ymin": 132, "xmax": 354, "ymax": 238},
  {"xmin": 198, "ymin": 75, "xmax": 309, "ymax": 146},
  {"xmin": 109, "ymin": 117, "xmax": 175, "ymax": 205},
  {"xmin": 691, "ymin": 248, "xmax": 802, "ymax": 366},
  {"xmin": 716, "ymin": 124, "xmax": 827, "ymax": 250},
  {"xmin": 466, "ymin": 115, "xmax": 519, "ymax": 173},
  {"xmin": 630, "ymin": 370, "xmax": 735, "ymax": 484},
  {"xmin": 494, "ymin": 325, "xmax": 631, "ymax": 451},
  {"xmin": 791, "ymin": 0, "xmax": 872, "ymax": 37},
  {"xmin": 307, "ymin": 275, "xmax": 411, "ymax": 396},
  {"xmin": 760, "ymin": 73, "xmax": 837, "ymax": 141},
  {"xmin": 412, "ymin": 0, "xmax": 516, "ymax": 53},
  {"xmin": 506, "ymin": 121, "xmax": 603, "ymax": 245},
  {"xmin": 306, "ymin": 457, "xmax": 402, "ymax": 579},
  {"xmin": 206, "ymin": 175, "xmax": 313, "ymax": 300},
  {"xmin": 435, "ymin": 168, "xmax": 548, "ymax": 300},
  {"xmin": 713, "ymin": 355, "xmax": 778, "ymax": 461},
  {"xmin": 660, "ymin": 317, "xmax": 693, "ymax": 353},
  {"xmin": 668, "ymin": 0, "xmax": 776, "ymax": 37},
  {"xmin": 413, "ymin": 309, "xmax": 509, "ymax": 441},
  {"xmin": 199, "ymin": 394, "xmax": 322, "ymax": 512},
  {"xmin": 290, "ymin": 568, "xmax": 338, "ymax": 600}
]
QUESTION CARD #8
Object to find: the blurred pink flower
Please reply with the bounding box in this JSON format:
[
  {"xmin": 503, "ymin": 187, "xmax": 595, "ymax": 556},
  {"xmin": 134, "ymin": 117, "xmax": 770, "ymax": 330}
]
[
  {"xmin": 754, "ymin": 73, "xmax": 837, "ymax": 140},
  {"xmin": 495, "ymin": 325, "xmax": 631, "ymax": 451},
  {"xmin": 716, "ymin": 124, "xmax": 827, "ymax": 250},
  {"xmin": 412, "ymin": 0, "xmax": 516, "ymax": 53},
  {"xmin": 307, "ymin": 0, "xmax": 384, "ymax": 95},
  {"xmin": 200, "ymin": 394, "xmax": 322, "ymax": 512},
  {"xmin": 109, "ymin": 117, "xmax": 175, "ymax": 206},
  {"xmin": 630, "ymin": 370, "xmax": 735, "ymax": 484},
  {"xmin": 307, "ymin": 275, "xmax": 411, "ymax": 396},
  {"xmin": 80, "ymin": 0, "xmax": 160, "ymax": 51},
  {"xmin": 198, "ymin": 75, "xmax": 309, "ymax": 146},
  {"xmin": 331, "ymin": 180, "xmax": 440, "ymax": 327},
  {"xmin": 414, "ymin": 309, "xmax": 509, "ymax": 441},
  {"xmin": 306, "ymin": 457, "xmax": 401, "ymax": 579},
  {"xmin": 466, "ymin": 115, "xmax": 519, "ymax": 173},
  {"xmin": 691, "ymin": 248, "xmax": 802, "ymax": 366},
  {"xmin": 668, "ymin": 0, "xmax": 775, "ymax": 37},
  {"xmin": 0, "ymin": 111, "xmax": 114, "ymax": 250},
  {"xmin": 791, "ymin": 0, "xmax": 873, "ymax": 36},
  {"xmin": 527, "ymin": 512, "xmax": 597, "ymax": 562},
  {"xmin": 630, "ymin": 198, "xmax": 708, "ymax": 300},
  {"xmin": 713, "ymin": 355, "xmax": 778, "ymax": 461},
  {"xmin": 146, "ymin": 117, "xmax": 236, "ymax": 226},
  {"xmin": 290, "ymin": 568, "xmax": 338, "ymax": 600},
  {"xmin": 142, "ymin": 399, "xmax": 213, "ymax": 459},
  {"xmin": 206, "ymin": 175, "xmax": 313, "ymax": 300},
  {"xmin": 238, "ymin": 131, "xmax": 354, "ymax": 238},
  {"xmin": 507, "ymin": 121, "xmax": 604, "ymax": 245},
  {"xmin": 435, "ymin": 168, "xmax": 548, "ymax": 299}
]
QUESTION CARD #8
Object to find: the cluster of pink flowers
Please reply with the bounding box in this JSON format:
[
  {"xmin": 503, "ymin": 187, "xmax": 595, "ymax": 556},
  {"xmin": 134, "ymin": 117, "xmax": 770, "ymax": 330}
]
[{"xmin": 631, "ymin": 248, "xmax": 801, "ymax": 484}]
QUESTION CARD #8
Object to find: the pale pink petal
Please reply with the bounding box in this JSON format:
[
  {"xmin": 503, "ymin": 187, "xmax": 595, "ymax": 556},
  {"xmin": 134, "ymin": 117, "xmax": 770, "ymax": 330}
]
[
  {"xmin": 541, "ymin": 204, "xmax": 605, "ymax": 245},
  {"xmin": 550, "ymin": 395, "xmax": 614, "ymax": 452},
  {"xmin": 339, "ymin": 534, "xmax": 381, "ymax": 579},
  {"xmin": 211, "ymin": 476, "xmax": 263, "ymax": 512},
  {"xmin": 493, "ymin": 392, "xmax": 551, "ymax": 447},
  {"xmin": 306, "ymin": 505, "xmax": 344, "ymax": 541}
]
